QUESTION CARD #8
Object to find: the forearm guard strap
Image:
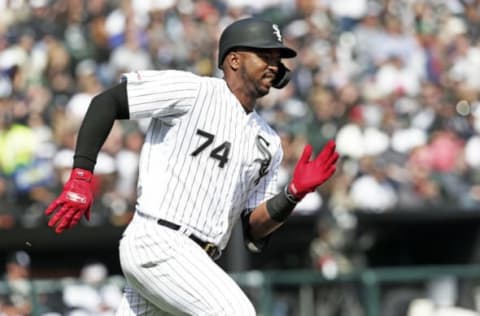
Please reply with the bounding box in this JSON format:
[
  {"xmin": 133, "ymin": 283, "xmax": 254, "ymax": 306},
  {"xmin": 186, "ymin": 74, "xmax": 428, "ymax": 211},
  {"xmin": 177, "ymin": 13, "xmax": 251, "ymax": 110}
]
[{"xmin": 266, "ymin": 186, "xmax": 299, "ymax": 222}]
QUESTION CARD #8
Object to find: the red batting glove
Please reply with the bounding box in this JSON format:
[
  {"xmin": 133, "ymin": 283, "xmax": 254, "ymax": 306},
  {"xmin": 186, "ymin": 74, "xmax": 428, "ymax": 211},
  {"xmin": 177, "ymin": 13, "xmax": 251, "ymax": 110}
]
[
  {"xmin": 288, "ymin": 140, "xmax": 339, "ymax": 200},
  {"xmin": 45, "ymin": 168, "xmax": 94, "ymax": 234}
]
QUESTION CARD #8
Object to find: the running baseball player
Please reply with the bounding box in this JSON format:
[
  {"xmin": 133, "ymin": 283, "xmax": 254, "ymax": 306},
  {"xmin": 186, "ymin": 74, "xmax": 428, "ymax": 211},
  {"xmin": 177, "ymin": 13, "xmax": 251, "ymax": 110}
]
[{"xmin": 44, "ymin": 17, "xmax": 339, "ymax": 315}]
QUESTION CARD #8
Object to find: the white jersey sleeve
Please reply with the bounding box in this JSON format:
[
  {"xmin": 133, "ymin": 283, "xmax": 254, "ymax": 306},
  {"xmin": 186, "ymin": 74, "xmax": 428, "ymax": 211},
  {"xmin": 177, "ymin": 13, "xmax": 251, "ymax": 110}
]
[{"xmin": 122, "ymin": 70, "xmax": 199, "ymax": 124}]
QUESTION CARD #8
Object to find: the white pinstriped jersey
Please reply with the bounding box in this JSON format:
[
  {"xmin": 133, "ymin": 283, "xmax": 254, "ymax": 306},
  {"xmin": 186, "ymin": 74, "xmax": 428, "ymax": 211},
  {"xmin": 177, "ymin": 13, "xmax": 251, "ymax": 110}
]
[{"xmin": 122, "ymin": 70, "xmax": 283, "ymax": 250}]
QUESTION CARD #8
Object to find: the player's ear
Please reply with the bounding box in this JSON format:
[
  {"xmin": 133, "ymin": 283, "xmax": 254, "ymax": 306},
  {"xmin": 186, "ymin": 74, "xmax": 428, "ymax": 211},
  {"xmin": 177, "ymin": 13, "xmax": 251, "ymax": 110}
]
[{"xmin": 225, "ymin": 51, "xmax": 240, "ymax": 70}]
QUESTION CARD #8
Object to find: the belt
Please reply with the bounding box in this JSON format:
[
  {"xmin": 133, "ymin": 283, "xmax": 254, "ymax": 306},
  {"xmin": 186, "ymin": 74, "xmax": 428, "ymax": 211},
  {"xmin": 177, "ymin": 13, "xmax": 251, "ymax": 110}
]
[{"xmin": 136, "ymin": 212, "xmax": 221, "ymax": 260}]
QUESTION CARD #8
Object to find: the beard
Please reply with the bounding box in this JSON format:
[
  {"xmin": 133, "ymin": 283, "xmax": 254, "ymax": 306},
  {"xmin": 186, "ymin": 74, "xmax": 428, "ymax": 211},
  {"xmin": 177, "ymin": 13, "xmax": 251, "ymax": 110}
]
[
  {"xmin": 239, "ymin": 66, "xmax": 271, "ymax": 98},
  {"xmin": 256, "ymin": 84, "xmax": 270, "ymax": 98}
]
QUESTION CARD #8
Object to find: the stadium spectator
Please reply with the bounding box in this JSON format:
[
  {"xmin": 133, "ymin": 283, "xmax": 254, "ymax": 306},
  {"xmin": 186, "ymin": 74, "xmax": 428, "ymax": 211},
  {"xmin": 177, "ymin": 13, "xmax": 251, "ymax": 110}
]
[
  {"xmin": 0, "ymin": 251, "xmax": 33, "ymax": 316},
  {"xmin": 62, "ymin": 261, "xmax": 123, "ymax": 316}
]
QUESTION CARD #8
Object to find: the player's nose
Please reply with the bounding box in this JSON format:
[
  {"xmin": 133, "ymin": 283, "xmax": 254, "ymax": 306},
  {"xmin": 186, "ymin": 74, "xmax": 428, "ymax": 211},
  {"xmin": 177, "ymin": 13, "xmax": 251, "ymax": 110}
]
[{"xmin": 267, "ymin": 63, "xmax": 279, "ymax": 76}]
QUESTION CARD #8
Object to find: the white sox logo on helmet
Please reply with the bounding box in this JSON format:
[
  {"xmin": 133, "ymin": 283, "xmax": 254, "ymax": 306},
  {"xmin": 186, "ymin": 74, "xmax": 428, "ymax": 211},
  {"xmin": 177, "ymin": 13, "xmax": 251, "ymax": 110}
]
[{"xmin": 272, "ymin": 24, "xmax": 282, "ymax": 42}]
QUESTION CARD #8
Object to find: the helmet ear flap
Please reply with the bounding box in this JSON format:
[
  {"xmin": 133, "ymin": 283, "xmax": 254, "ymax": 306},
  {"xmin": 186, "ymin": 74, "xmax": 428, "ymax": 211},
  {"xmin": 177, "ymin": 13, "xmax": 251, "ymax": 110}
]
[{"xmin": 272, "ymin": 62, "xmax": 291, "ymax": 89}]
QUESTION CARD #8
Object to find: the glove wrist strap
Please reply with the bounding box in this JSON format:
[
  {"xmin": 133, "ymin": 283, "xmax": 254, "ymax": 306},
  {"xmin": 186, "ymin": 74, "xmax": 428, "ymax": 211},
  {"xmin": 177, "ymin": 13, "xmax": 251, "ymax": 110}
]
[
  {"xmin": 286, "ymin": 184, "xmax": 304, "ymax": 202},
  {"xmin": 71, "ymin": 168, "xmax": 93, "ymax": 182}
]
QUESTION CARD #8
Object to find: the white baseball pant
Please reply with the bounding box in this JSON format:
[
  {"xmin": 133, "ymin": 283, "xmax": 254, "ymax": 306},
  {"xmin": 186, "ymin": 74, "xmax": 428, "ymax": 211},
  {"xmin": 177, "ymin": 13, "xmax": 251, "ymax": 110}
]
[{"xmin": 115, "ymin": 215, "xmax": 255, "ymax": 315}]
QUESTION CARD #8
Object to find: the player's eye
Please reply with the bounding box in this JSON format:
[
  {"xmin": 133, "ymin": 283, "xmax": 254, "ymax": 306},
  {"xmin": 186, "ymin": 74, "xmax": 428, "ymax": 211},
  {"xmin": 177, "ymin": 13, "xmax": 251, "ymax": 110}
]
[
  {"xmin": 258, "ymin": 52, "xmax": 268, "ymax": 59},
  {"xmin": 257, "ymin": 52, "xmax": 280, "ymax": 64}
]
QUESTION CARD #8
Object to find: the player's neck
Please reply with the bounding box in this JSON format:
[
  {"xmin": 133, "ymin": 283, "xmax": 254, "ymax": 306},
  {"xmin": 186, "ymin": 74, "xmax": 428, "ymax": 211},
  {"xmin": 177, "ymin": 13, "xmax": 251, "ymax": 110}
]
[
  {"xmin": 224, "ymin": 79, "xmax": 255, "ymax": 113},
  {"xmin": 236, "ymin": 93, "xmax": 255, "ymax": 114}
]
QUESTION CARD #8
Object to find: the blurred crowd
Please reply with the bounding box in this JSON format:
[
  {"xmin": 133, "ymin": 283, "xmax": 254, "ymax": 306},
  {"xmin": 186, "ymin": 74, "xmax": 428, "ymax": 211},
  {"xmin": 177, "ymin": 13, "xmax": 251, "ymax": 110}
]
[
  {"xmin": 0, "ymin": 0, "xmax": 480, "ymax": 236},
  {"xmin": 0, "ymin": 250, "xmax": 124, "ymax": 316}
]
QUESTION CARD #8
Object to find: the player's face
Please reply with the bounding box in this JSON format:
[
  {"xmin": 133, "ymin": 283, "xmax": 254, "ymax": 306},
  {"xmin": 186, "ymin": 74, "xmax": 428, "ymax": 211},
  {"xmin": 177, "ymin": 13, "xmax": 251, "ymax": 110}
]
[{"xmin": 236, "ymin": 49, "xmax": 282, "ymax": 97}]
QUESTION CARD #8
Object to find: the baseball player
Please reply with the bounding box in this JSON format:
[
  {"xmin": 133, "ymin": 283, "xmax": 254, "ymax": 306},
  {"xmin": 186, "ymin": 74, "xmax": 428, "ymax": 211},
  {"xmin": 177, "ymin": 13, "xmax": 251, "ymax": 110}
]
[{"xmin": 44, "ymin": 17, "xmax": 339, "ymax": 315}]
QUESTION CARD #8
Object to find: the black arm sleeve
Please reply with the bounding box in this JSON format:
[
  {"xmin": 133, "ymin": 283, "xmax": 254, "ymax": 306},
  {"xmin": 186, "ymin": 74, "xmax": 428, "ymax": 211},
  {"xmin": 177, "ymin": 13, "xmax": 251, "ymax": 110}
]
[{"xmin": 73, "ymin": 81, "xmax": 129, "ymax": 171}]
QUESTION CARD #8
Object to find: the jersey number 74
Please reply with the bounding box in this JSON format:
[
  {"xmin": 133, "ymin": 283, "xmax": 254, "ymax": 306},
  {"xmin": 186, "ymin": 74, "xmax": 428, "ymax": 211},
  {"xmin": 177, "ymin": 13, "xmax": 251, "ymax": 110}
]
[{"xmin": 191, "ymin": 129, "xmax": 231, "ymax": 168}]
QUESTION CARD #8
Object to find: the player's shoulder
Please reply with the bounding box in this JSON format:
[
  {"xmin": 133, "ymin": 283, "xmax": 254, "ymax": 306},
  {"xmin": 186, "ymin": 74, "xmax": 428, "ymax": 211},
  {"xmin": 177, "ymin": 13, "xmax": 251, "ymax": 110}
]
[
  {"xmin": 122, "ymin": 69, "xmax": 206, "ymax": 84},
  {"xmin": 251, "ymin": 112, "xmax": 278, "ymax": 133},
  {"xmin": 252, "ymin": 113, "xmax": 282, "ymax": 144}
]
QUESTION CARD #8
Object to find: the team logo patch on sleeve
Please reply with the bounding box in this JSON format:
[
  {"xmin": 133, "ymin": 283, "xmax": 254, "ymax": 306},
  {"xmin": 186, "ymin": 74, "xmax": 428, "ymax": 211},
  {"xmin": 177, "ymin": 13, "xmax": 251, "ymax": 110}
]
[{"xmin": 253, "ymin": 135, "xmax": 272, "ymax": 185}]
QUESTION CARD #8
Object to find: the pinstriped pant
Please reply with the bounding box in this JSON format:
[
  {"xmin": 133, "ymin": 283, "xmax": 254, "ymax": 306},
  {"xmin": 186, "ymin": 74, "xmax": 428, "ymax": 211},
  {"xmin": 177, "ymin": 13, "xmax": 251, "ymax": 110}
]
[{"xmin": 115, "ymin": 215, "xmax": 255, "ymax": 316}]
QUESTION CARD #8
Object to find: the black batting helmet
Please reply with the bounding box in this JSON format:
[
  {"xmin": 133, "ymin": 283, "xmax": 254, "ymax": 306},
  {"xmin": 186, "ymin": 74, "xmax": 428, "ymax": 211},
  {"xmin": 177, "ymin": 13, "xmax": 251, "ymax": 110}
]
[{"xmin": 218, "ymin": 17, "xmax": 297, "ymax": 88}]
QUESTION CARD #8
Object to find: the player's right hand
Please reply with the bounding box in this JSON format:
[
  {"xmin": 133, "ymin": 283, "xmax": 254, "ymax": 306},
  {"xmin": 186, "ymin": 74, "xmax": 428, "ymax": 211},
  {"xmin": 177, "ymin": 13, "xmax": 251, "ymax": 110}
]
[
  {"xmin": 45, "ymin": 168, "xmax": 94, "ymax": 234},
  {"xmin": 288, "ymin": 140, "xmax": 339, "ymax": 200}
]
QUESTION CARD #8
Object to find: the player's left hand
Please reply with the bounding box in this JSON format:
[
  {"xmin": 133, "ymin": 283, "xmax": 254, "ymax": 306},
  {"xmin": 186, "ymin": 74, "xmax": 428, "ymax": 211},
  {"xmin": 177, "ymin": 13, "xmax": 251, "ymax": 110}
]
[
  {"xmin": 288, "ymin": 140, "xmax": 339, "ymax": 200},
  {"xmin": 44, "ymin": 168, "xmax": 94, "ymax": 234}
]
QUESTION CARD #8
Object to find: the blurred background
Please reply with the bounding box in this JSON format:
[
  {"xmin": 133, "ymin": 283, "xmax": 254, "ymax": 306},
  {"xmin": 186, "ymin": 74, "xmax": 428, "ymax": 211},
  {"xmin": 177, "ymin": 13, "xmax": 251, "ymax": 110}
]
[{"xmin": 1, "ymin": 0, "xmax": 480, "ymax": 315}]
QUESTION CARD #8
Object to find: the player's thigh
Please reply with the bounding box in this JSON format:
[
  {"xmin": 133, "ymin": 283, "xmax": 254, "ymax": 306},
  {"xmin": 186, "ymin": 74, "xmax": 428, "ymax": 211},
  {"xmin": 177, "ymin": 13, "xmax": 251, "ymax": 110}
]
[
  {"xmin": 168, "ymin": 243, "xmax": 255, "ymax": 316},
  {"xmin": 119, "ymin": 222, "xmax": 255, "ymax": 315}
]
